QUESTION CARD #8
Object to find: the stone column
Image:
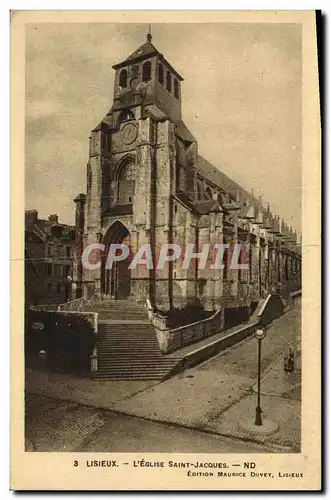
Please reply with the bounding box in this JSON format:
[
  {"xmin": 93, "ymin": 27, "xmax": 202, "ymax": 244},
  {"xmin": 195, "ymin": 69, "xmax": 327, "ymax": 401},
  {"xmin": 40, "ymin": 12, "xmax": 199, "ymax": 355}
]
[
  {"xmin": 212, "ymin": 211, "xmax": 224, "ymax": 311},
  {"xmin": 153, "ymin": 120, "xmax": 175, "ymax": 311},
  {"xmin": 84, "ymin": 130, "xmax": 103, "ymax": 293},
  {"xmin": 133, "ymin": 117, "xmax": 154, "ymax": 301},
  {"xmin": 197, "ymin": 217, "xmax": 213, "ymax": 311}
]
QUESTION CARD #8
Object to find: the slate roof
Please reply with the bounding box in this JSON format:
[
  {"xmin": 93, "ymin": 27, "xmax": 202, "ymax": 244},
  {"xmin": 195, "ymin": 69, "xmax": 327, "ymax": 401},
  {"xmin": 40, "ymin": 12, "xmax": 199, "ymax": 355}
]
[
  {"xmin": 197, "ymin": 155, "xmax": 254, "ymax": 205},
  {"xmin": 122, "ymin": 40, "xmax": 159, "ymax": 64},
  {"xmin": 112, "ymin": 37, "xmax": 184, "ymax": 81}
]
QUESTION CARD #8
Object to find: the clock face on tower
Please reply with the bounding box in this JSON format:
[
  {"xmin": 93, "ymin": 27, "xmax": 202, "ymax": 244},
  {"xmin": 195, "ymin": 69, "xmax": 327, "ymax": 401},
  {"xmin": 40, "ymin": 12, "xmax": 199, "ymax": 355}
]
[{"xmin": 121, "ymin": 122, "xmax": 138, "ymax": 145}]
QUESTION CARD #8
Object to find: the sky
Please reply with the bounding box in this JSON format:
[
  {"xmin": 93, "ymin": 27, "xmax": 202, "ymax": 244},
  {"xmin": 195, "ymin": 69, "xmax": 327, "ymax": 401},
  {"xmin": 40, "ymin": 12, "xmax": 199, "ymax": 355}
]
[{"xmin": 25, "ymin": 22, "xmax": 302, "ymax": 234}]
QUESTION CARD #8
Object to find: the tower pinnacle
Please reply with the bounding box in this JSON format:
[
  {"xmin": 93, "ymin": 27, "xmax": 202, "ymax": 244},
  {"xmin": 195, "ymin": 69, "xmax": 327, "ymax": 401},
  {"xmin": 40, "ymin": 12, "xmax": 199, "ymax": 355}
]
[{"xmin": 147, "ymin": 24, "xmax": 152, "ymax": 42}]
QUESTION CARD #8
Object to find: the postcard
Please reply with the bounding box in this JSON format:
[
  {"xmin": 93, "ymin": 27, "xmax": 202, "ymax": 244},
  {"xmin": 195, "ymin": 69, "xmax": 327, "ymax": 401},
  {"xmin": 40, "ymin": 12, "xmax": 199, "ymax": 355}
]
[{"xmin": 11, "ymin": 10, "xmax": 321, "ymax": 491}]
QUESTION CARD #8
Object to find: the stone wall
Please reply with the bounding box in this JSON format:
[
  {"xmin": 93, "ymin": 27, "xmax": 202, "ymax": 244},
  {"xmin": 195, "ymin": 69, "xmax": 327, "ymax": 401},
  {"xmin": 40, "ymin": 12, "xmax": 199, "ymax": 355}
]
[
  {"xmin": 26, "ymin": 309, "xmax": 98, "ymax": 374},
  {"xmin": 153, "ymin": 308, "xmax": 225, "ymax": 354}
]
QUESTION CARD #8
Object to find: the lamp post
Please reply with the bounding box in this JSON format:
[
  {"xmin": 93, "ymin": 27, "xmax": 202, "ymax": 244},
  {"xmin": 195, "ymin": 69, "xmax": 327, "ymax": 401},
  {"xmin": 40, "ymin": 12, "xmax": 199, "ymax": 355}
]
[
  {"xmin": 254, "ymin": 327, "xmax": 266, "ymax": 426},
  {"xmin": 238, "ymin": 323, "xmax": 279, "ymax": 436}
]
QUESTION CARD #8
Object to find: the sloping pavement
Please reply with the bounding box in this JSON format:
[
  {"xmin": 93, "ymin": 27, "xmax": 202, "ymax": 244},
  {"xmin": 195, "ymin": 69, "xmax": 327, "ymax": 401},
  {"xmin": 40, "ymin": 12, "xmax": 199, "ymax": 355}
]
[{"xmin": 112, "ymin": 300, "xmax": 301, "ymax": 451}]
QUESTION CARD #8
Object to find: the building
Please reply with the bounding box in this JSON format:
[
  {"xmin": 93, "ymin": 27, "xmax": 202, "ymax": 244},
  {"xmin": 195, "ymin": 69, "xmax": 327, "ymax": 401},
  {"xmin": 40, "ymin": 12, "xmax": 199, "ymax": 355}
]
[
  {"xmin": 25, "ymin": 210, "xmax": 76, "ymax": 305},
  {"xmin": 74, "ymin": 33, "xmax": 301, "ymax": 325}
]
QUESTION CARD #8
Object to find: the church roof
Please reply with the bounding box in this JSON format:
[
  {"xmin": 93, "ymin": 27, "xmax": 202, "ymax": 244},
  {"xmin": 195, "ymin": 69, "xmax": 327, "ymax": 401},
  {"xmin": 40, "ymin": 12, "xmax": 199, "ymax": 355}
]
[
  {"xmin": 122, "ymin": 40, "xmax": 159, "ymax": 64},
  {"xmin": 112, "ymin": 36, "xmax": 184, "ymax": 81},
  {"xmin": 197, "ymin": 155, "xmax": 255, "ymax": 205}
]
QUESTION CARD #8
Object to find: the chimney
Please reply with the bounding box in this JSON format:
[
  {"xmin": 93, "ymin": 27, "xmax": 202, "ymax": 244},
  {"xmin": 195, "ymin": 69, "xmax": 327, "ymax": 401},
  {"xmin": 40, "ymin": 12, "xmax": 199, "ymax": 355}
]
[
  {"xmin": 25, "ymin": 209, "xmax": 38, "ymax": 229},
  {"xmin": 48, "ymin": 214, "xmax": 59, "ymax": 224}
]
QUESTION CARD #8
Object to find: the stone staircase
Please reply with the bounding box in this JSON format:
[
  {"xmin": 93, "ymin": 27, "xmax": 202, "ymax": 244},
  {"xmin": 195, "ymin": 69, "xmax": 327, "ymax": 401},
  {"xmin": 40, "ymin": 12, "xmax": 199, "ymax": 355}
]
[
  {"xmin": 85, "ymin": 298, "xmax": 148, "ymax": 321},
  {"xmin": 81, "ymin": 299, "xmax": 181, "ymax": 381},
  {"xmin": 95, "ymin": 322, "xmax": 181, "ymax": 380}
]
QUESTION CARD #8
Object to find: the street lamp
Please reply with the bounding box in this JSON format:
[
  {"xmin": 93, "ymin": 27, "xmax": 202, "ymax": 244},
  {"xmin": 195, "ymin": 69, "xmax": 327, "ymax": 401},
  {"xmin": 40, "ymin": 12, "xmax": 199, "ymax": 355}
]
[
  {"xmin": 238, "ymin": 322, "xmax": 279, "ymax": 436},
  {"xmin": 254, "ymin": 327, "xmax": 266, "ymax": 426}
]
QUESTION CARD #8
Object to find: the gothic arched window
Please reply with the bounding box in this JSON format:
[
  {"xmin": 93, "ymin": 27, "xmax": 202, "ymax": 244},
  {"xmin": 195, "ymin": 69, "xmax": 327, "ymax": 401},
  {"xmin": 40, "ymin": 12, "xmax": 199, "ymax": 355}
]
[
  {"xmin": 158, "ymin": 63, "xmax": 164, "ymax": 85},
  {"xmin": 223, "ymin": 246, "xmax": 229, "ymax": 281},
  {"xmin": 174, "ymin": 78, "xmax": 179, "ymax": 99},
  {"xmin": 142, "ymin": 61, "xmax": 152, "ymax": 82},
  {"xmin": 197, "ymin": 181, "xmax": 203, "ymax": 200},
  {"xmin": 284, "ymin": 257, "xmax": 289, "ymax": 281},
  {"xmin": 117, "ymin": 158, "xmax": 135, "ymax": 205},
  {"xmin": 166, "ymin": 71, "xmax": 171, "ymax": 92},
  {"xmin": 119, "ymin": 69, "xmax": 128, "ymax": 88}
]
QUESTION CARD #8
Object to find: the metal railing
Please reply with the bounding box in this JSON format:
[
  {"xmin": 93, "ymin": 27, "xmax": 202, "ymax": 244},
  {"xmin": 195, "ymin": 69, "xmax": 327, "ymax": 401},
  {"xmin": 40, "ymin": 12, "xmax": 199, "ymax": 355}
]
[
  {"xmin": 57, "ymin": 297, "xmax": 85, "ymax": 311},
  {"xmin": 29, "ymin": 296, "xmax": 85, "ymax": 312}
]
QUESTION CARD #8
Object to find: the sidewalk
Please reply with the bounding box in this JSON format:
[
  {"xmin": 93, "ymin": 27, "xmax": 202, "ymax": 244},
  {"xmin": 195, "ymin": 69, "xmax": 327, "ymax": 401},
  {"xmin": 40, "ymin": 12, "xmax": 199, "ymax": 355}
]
[
  {"xmin": 25, "ymin": 368, "xmax": 157, "ymax": 408},
  {"xmin": 253, "ymin": 355, "xmax": 301, "ymax": 399},
  {"xmin": 112, "ymin": 356, "xmax": 301, "ymax": 452}
]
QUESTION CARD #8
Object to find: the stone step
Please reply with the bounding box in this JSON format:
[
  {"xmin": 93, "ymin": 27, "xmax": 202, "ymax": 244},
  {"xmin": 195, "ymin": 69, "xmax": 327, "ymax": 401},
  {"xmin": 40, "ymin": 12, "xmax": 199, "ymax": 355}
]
[
  {"xmin": 97, "ymin": 364, "xmax": 178, "ymax": 370},
  {"xmin": 96, "ymin": 375, "xmax": 173, "ymax": 378},
  {"xmin": 94, "ymin": 316, "xmax": 179, "ymax": 380}
]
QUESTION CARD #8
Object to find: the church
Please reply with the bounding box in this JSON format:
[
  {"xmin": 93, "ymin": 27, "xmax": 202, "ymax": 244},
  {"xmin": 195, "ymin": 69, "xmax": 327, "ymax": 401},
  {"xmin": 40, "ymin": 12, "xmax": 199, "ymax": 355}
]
[{"xmin": 73, "ymin": 32, "xmax": 301, "ymax": 326}]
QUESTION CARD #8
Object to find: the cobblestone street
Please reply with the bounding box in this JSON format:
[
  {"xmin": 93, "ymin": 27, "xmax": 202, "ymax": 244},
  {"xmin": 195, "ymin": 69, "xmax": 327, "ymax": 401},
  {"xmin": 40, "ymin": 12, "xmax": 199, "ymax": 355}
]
[{"xmin": 25, "ymin": 393, "xmax": 263, "ymax": 453}]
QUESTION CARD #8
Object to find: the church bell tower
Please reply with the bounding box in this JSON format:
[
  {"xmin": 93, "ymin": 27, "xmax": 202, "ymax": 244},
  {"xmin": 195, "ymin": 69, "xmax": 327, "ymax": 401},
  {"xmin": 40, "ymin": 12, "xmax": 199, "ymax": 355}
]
[{"xmin": 83, "ymin": 31, "xmax": 197, "ymax": 308}]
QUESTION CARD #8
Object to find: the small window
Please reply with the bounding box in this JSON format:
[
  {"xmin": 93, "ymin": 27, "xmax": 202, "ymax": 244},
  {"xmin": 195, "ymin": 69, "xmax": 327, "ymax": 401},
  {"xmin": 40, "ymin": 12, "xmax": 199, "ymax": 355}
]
[
  {"xmin": 238, "ymin": 246, "xmax": 244, "ymax": 281},
  {"xmin": 158, "ymin": 63, "xmax": 164, "ymax": 85},
  {"xmin": 142, "ymin": 61, "xmax": 152, "ymax": 82},
  {"xmin": 119, "ymin": 69, "xmax": 128, "ymax": 88},
  {"xmin": 56, "ymin": 283, "xmax": 61, "ymax": 294},
  {"xmin": 223, "ymin": 248, "xmax": 229, "ymax": 281},
  {"xmin": 174, "ymin": 79, "xmax": 179, "ymax": 99},
  {"xmin": 166, "ymin": 71, "xmax": 171, "ymax": 92},
  {"xmin": 45, "ymin": 263, "xmax": 52, "ymax": 276},
  {"xmin": 54, "ymin": 264, "xmax": 62, "ymax": 277},
  {"xmin": 64, "ymin": 265, "xmax": 71, "ymax": 277},
  {"xmin": 206, "ymin": 187, "xmax": 213, "ymax": 200},
  {"xmin": 174, "ymin": 204, "xmax": 177, "ymax": 213}
]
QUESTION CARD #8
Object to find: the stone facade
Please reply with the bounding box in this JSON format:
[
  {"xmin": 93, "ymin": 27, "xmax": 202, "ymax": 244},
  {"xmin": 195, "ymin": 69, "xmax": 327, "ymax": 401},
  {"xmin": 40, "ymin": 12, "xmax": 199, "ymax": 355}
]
[{"xmin": 74, "ymin": 34, "xmax": 302, "ymax": 321}]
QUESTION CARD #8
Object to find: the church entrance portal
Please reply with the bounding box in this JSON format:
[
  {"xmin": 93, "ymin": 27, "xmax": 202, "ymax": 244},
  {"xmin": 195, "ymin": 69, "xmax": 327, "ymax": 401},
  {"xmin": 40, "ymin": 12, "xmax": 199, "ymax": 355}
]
[{"xmin": 101, "ymin": 221, "xmax": 131, "ymax": 300}]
